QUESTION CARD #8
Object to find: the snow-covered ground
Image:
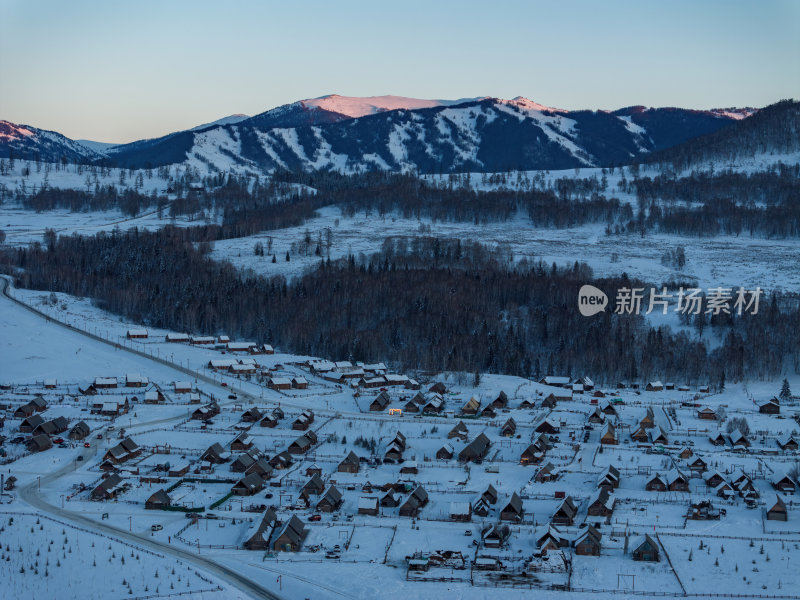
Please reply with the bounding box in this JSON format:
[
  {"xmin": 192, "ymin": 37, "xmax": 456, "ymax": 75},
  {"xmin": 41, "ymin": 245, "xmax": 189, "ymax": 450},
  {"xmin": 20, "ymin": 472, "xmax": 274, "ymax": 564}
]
[
  {"xmin": 0, "ymin": 159, "xmax": 173, "ymax": 197},
  {"xmin": 1, "ymin": 149, "xmax": 799, "ymax": 599},
  {"xmin": 0, "ymin": 513, "xmax": 242, "ymax": 600},
  {"xmin": 0, "ymin": 204, "xmax": 203, "ymax": 245},
  {"xmin": 208, "ymin": 204, "xmax": 800, "ymax": 292},
  {"xmin": 1, "ymin": 278, "xmax": 800, "ymax": 600}
]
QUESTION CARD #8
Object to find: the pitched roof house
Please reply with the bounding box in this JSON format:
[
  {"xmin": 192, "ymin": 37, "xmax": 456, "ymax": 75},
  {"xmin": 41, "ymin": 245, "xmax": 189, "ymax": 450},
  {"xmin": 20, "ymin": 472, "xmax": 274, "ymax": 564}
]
[
  {"xmin": 145, "ymin": 489, "xmax": 171, "ymax": 510},
  {"xmin": 448, "ymin": 421, "xmax": 469, "ymax": 441},
  {"xmin": 337, "ymin": 451, "xmax": 361, "ymax": 474},
  {"xmin": 316, "ymin": 485, "xmax": 344, "ymax": 513},
  {"xmin": 243, "ymin": 507, "xmax": 277, "ymax": 550},
  {"xmin": 631, "ymin": 534, "xmax": 659, "ymax": 561},
  {"xmin": 500, "ymin": 417, "xmax": 517, "ymax": 437},
  {"xmin": 458, "ymin": 433, "xmax": 491, "ymax": 463},
  {"xmin": 766, "ymin": 495, "xmax": 788, "ymax": 521},
  {"xmin": 232, "ymin": 473, "xmax": 264, "ymax": 496},
  {"xmin": 520, "ymin": 445, "xmax": 545, "ymax": 466},
  {"xmin": 500, "ymin": 492, "xmax": 524, "ymax": 522},
  {"xmin": 587, "ymin": 489, "xmax": 615, "ymax": 517},
  {"xmin": 69, "ymin": 420, "xmax": 91, "ymax": 440},
  {"xmin": 272, "ymin": 515, "xmax": 307, "ymax": 552},
  {"xmin": 600, "ymin": 422, "xmax": 617, "ymax": 445},
  {"xmin": 302, "ymin": 473, "xmax": 326, "ymax": 496},
  {"xmin": 27, "ymin": 434, "xmax": 53, "ymax": 453},
  {"xmin": 200, "ymin": 442, "xmax": 229, "ymax": 464},
  {"xmin": 574, "ymin": 525, "xmax": 602, "ymax": 556},
  {"xmin": 536, "ymin": 524, "xmax": 568, "ymax": 552},
  {"xmin": 552, "ymin": 496, "xmax": 577, "ymax": 526},
  {"xmin": 399, "ymin": 486, "xmax": 428, "ymax": 517},
  {"xmin": 462, "ymin": 397, "xmax": 481, "ymax": 415},
  {"xmin": 370, "ymin": 391, "xmax": 391, "ymax": 412},
  {"xmin": 645, "ymin": 472, "xmax": 667, "ymax": 492},
  {"xmin": 597, "ymin": 465, "xmax": 621, "ymax": 490}
]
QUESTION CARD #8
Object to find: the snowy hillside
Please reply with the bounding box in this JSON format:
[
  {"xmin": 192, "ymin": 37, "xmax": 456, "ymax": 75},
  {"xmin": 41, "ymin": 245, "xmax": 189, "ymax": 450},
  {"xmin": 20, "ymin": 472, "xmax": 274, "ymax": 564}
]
[
  {"xmin": 190, "ymin": 113, "xmax": 250, "ymax": 131},
  {"xmin": 167, "ymin": 97, "xmax": 742, "ymax": 174},
  {"xmin": 0, "ymin": 121, "xmax": 104, "ymax": 164},
  {"xmin": 300, "ymin": 94, "xmax": 486, "ymax": 117},
  {"xmin": 2, "ymin": 96, "xmax": 752, "ymax": 173}
]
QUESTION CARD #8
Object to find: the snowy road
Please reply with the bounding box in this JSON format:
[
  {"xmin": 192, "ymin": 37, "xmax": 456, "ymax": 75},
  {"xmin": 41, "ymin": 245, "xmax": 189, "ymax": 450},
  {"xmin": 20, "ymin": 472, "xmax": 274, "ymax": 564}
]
[{"xmin": 1, "ymin": 276, "xmax": 284, "ymax": 600}]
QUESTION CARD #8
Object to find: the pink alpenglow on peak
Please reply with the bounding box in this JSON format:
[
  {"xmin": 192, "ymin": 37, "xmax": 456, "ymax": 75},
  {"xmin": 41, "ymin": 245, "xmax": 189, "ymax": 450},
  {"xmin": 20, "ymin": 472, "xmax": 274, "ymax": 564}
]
[{"xmin": 299, "ymin": 95, "xmax": 487, "ymax": 118}]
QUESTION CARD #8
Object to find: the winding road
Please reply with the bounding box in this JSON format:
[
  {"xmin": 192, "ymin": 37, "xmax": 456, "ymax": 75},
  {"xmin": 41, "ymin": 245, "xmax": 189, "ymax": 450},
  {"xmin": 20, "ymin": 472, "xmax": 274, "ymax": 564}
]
[{"xmin": 2, "ymin": 276, "xmax": 284, "ymax": 600}]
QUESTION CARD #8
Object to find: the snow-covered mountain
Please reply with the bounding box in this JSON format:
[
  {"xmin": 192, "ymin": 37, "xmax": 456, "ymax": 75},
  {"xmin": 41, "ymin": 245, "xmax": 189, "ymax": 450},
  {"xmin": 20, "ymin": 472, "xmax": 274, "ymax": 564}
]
[
  {"xmin": 0, "ymin": 120, "xmax": 104, "ymax": 163},
  {"xmin": 75, "ymin": 139, "xmax": 118, "ymax": 153},
  {"xmin": 1, "ymin": 96, "xmax": 758, "ymax": 173},
  {"xmin": 299, "ymin": 94, "xmax": 486, "ymax": 118},
  {"xmin": 190, "ymin": 113, "xmax": 250, "ymax": 131},
  {"xmin": 72, "ymin": 114, "xmax": 252, "ymax": 158}
]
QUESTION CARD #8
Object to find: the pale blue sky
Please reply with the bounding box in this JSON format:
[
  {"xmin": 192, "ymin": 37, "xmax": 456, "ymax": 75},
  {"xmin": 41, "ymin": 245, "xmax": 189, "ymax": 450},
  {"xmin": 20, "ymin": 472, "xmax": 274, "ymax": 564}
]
[{"xmin": 1, "ymin": 0, "xmax": 798, "ymax": 143}]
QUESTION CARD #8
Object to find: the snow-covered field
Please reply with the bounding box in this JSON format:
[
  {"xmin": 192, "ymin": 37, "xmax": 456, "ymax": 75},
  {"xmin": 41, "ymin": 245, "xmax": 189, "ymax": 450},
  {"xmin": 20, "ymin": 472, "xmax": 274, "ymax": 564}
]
[
  {"xmin": 207, "ymin": 204, "xmax": 800, "ymax": 292},
  {"xmin": 0, "ymin": 203, "xmax": 204, "ymax": 245},
  {"xmin": 0, "ymin": 512, "xmax": 244, "ymax": 600}
]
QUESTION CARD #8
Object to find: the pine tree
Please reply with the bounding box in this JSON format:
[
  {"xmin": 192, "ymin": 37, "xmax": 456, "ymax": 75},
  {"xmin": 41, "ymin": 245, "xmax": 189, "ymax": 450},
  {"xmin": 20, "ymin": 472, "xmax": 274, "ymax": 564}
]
[{"xmin": 780, "ymin": 379, "xmax": 791, "ymax": 401}]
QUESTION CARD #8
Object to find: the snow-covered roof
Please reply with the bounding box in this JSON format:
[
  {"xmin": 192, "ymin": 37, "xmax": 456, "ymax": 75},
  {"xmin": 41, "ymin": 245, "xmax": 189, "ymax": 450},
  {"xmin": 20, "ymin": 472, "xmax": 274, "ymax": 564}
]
[
  {"xmin": 358, "ymin": 496, "xmax": 378, "ymax": 510},
  {"xmin": 449, "ymin": 501, "xmax": 471, "ymax": 515},
  {"xmin": 310, "ymin": 360, "xmax": 335, "ymax": 372},
  {"xmin": 227, "ymin": 342, "xmax": 256, "ymax": 351},
  {"xmin": 384, "ymin": 374, "xmax": 408, "ymax": 383},
  {"xmin": 208, "ymin": 358, "xmax": 236, "ymax": 369},
  {"xmin": 729, "ymin": 429, "xmax": 747, "ymax": 444}
]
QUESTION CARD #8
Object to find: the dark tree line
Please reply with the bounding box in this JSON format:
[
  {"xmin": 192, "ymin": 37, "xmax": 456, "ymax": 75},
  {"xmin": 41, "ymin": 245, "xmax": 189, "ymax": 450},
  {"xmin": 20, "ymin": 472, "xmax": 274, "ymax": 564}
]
[
  {"xmin": 651, "ymin": 198, "xmax": 800, "ymax": 238},
  {"xmin": 12, "ymin": 164, "xmax": 798, "ymax": 239},
  {"xmin": 4, "ymin": 229, "xmax": 798, "ymax": 383},
  {"xmin": 643, "ymin": 99, "xmax": 800, "ymax": 171},
  {"xmin": 612, "ymin": 165, "xmax": 800, "ymax": 238},
  {"xmin": 632, "ymin": 165, "xmax": 800, "ymax": 207},
  {"xmin": 20, "ymin": 186, "xmax": 160, "ymax": 217}
]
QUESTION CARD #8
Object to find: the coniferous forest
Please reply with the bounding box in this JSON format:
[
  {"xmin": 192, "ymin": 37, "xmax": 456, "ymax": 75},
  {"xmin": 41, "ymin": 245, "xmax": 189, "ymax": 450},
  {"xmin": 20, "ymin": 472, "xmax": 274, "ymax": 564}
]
[{"xmin": 4, "ymin": 227, "xmax": 798, "ymax": 384}]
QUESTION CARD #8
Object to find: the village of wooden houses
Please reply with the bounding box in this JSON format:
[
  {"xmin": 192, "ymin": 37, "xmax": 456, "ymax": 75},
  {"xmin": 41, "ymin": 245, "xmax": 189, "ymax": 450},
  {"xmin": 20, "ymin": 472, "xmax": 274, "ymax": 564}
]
[{"xmin": 1, "ymin": 287, "xmax": 800, "ymax": 600}]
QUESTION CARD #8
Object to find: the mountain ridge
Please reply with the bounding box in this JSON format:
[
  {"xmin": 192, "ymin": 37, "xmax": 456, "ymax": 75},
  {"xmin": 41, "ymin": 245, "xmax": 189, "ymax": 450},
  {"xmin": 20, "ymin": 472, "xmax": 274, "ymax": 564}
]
[{"xmin": 0, "ymin": 96, "xmax": 767, "ymax": 173}]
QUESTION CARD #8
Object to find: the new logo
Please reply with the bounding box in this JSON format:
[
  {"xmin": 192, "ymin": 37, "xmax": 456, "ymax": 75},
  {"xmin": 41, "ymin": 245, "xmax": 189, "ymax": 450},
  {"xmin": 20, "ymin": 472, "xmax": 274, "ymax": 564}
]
[{"xmin": 578, "ymin": 285, "xmax": 608, "ymax": 316}]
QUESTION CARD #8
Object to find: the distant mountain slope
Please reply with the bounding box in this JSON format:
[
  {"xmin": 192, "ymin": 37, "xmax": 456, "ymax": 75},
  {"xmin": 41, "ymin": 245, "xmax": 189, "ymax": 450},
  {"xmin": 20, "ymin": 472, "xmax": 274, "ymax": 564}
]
[
  {"xmin": 202, "ymin": 97, "xmax": 741, "ymax": 173},
  {"xmin": 300, "ymin": 94, "xmax": 486, "ymax": 117},
  {"xmin": 1, "ymin": 96, "xmax": 754, "ymax": 172},
  {"xmin": 75, "ymin": 139, "xmax": 118, "ymax": 153},
  {"xmin": 190, "ymin": 113, "xmax": 250, "ymax": 132},
  {"xmin": 0, "ymin": 120, "xmax": 103, "ymax": 163},
  {"xmin": 643, "ymin": 99, "xmax": 799, "ymax": 169}
]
